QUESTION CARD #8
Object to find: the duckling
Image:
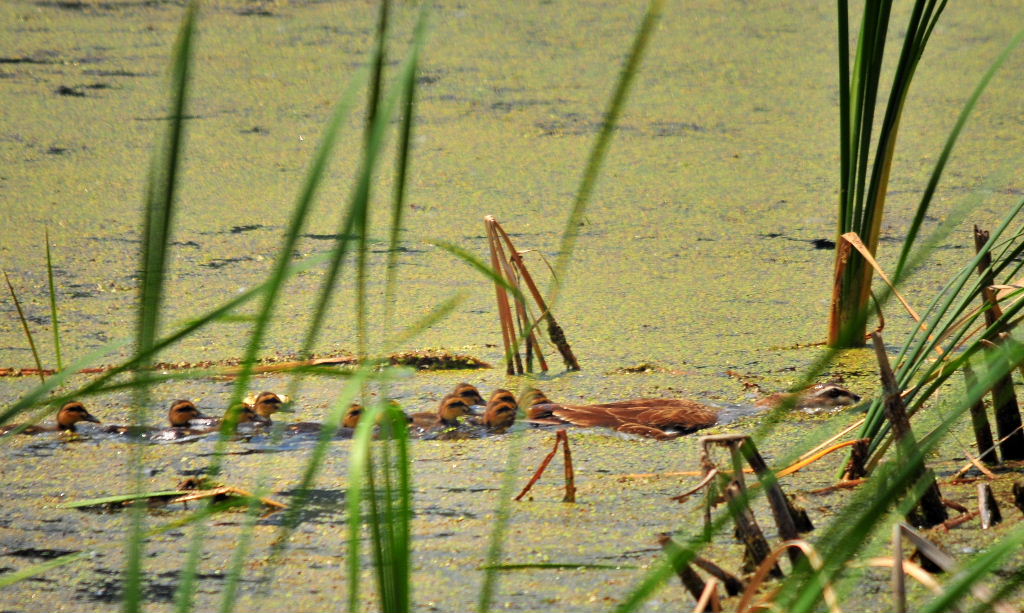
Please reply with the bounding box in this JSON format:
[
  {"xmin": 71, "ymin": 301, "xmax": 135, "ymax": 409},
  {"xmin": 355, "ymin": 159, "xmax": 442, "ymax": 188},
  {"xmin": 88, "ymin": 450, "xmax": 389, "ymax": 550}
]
[
  {"xmin": 0, "ymin": 401, "xmax": 100, "ymax": 435},
  {"xmin": 481, "ymin": 388, "xmax": 518, "ymax": 432},
  {"xmin": 250, "ymin": 391, "xmax": 290, "ymax": 421},
  {"xmin": 104, "ymin": 399, "xmax": 207, "ymax": 437},
  {"xmin": 452, "ymin": 383, "xmax": 486, "ymax": 412},
  {"xmin": 409, "ymin": 395, "xmax": 472, "ymax": 431},
  {"xmin": 186, "ymin": 404, "xmax": 271, "ymax": 431},
  {"xmin": 754, "ymin": 382, "xmax": 861, "ymax": 412},
  {"xmin": 285, "ymin": 403, "xmax": 365, "ymax": 436}
]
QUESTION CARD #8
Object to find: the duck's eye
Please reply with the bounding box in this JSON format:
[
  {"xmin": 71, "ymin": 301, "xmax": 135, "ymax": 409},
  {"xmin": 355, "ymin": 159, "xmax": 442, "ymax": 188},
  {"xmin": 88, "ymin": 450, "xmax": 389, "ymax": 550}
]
[{"xmin": 828, "ymin": 389, "xmax": 842, "ymax": 397}]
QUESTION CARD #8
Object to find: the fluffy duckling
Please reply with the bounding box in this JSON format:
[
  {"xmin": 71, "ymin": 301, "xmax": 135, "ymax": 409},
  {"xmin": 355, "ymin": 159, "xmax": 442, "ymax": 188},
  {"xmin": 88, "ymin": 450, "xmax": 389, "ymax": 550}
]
[
  {"xmin": 285, "ymin": 403, "xmax": 365, "ymax": 436},
  {"xmin": 754, "ymin": 383, "xmax": 861, "ymax": 412},
  {"xmin": 0, "ymin": 401, "xmax": 100, "ymax": 435},
  {"xmin": 409, "ymin": 395, "xmax": 472, "ymax": 431},
  {"xmin": 104, "ymin": 399, "xmax": 207, "ymax": 437},
  {"xmin": 452, "ymin": 380, "xmax": 483, "ymax": 415},
  {"xmin": 186, "ymin": 404, "xmax": 271, "ymax": 431},
  {"xmin": 482, "ymin": 388, "xmax": 518, "ymax": 432}
]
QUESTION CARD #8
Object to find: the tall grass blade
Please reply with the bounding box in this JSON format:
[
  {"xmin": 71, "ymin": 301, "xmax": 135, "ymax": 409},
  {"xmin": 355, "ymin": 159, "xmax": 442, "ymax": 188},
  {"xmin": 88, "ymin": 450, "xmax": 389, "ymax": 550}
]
[
  {"xmin": 175, "ymin": 43, "xmax": 370, "ymax": 613},
  {"xmin": 44, "ymin": 228, "xmax": 63, "ymax": 371},
  {"xmin": 919, "ymin": 526, "xmax": 1024, "ymax": 613},
  {"xmin": 124, "ymin": 3, "xmax": 197, "ymax": 611},
  {"xmin": 3, "ymin": 271, "xmax": 45, "ymax": 384},
  {"xmin": 894, "ymin": 27, "xmax": 1024, "ymax": 280}
]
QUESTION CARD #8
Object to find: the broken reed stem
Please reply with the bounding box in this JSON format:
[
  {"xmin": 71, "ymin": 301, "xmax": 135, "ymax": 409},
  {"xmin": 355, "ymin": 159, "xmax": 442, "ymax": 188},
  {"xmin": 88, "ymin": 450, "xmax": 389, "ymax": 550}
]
[
  {"xmin": 486, "ymin": 219, "xmax": 524, "ymax": 375},
  {"xmin": 978, "ymin": 483, "xmax": 1002, "ymax": 529},
  {"xmin": 738, "ymin": 438, "xmax": 803, "ymax": 564},
  {"xmin": 892, "ymin": 523, "xmax": 906, "ymax": 613},
  {"xmin": 658, "ymin": 535, "xmax": 709, "ymax": 609},
  {"xmin": 973, "ymin": 225, "xmax": 1024, "ymax": 460},
  {"xmin": 963, "ymin": 362, "xmax": 999, "ymax": 464},
  {"xmin": 871, "ymin": 332, "xmax": 948, "ymax": 528},
  {"xmin": 490, "ymin": 217, "xmax": 580, "ymax": 371},
  {"xmin": 559, "ymin": 430, "xmax": 576, "ymax": 502},
  {"xmin": 514, "ymin": 430, "xmax": 575, "ymax": 503}
]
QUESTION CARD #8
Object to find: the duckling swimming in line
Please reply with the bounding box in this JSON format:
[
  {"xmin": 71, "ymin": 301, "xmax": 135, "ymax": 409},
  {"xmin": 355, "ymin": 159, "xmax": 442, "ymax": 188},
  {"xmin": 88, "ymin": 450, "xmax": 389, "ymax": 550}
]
[
  {"xmin": 104, "ymin": 399, "xmax": 208, "ymax": 439},
  {"xmin": 0, "ymin": 401, "xmax": 100, "ymax": 435}
]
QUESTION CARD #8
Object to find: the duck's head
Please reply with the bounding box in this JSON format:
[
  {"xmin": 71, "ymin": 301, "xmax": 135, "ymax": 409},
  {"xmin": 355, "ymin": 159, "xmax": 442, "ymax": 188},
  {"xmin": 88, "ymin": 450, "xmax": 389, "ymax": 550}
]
[
  {"xmin": 57, "ymin": 401, "xmax": 100, "ymax": 431},
  {"xmin": 343, "ymin": 403, "xmax": 363, "ymax": 429},
  {"xmin": 437, "ymin": 395, "xmax": 472, "ymax": 425},
  {"xmin": 795, "ymin": 383, "xmax": 861, "ymax": 410},
  {"xmin": 453, "ymin": 383, "xmax": 485, "ymax": 407},
  {"xmin": 519, "ymin": 387, "xmax": 551, "ymax": 407},
  {"xmin": 251, "ymin": 392, "xmax": 292, "ymax": 418},
  {"xmin": 168, "ymin": 399, "xmax": 205, "ymax": 427}
]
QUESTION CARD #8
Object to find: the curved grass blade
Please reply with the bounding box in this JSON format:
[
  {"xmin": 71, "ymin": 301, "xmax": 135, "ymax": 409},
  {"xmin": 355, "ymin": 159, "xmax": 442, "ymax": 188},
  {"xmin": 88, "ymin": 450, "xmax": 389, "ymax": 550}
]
[
  {"xmin": 894, "ymin": 27, "xmax": 1024, "ymax": 281},
  {"xmin": 174, "ymin": 51, "xmax": 369, "ymax": 613},
  {"xmin": 44, "ymin": 228, "xmax": 63, "ymax": 371},
  {"xmin": 3, "ymin": 271, "xmax": 45, "ymax": 384},
  {"xmin": 125, "ymin": 3, "xmax": 197, "ymax": 610}
]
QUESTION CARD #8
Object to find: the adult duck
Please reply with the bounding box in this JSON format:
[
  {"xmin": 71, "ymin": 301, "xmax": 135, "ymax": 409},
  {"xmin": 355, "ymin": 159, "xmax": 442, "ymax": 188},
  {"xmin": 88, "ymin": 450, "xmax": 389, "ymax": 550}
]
[
  {"xmin": 754, "ymin": 383, "xmax": 861, "ymax": 412},
  {"xmin": 0, "ymin": 401, "xmax": 100, "ymax": 435}
]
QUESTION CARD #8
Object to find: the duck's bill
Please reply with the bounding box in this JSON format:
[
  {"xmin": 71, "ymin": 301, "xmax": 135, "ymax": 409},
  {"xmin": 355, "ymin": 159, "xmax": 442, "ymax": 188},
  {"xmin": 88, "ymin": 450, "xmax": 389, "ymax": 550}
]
[{"xmin": 84, "ymin": 414, "xmax": 101, "ymax": 423}]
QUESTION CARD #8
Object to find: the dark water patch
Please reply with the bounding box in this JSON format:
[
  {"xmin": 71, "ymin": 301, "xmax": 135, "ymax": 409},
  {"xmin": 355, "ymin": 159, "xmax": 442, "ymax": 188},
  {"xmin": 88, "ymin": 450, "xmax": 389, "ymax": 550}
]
[
  {"xmin": 173, "ymin": 239, "xmax": 200, "ymax": 248},
  {"xmin": 419, "ymin": 505, "xmax": 477, "ymax": 519},
  {"xmin": 200, "ymin": 256, "xmax": 254, "ymax": 269},
  {"xmin": 6, "ymin": 547, "xmax": 79, "ymax": 560},
  {"xmin": 133, "ymin": 114, "xmax": 202, "ymax": 121},
  {"xmin": 439, "ymin": 486, "xmax": 498, "ymax": 493},
  {"xmin": 265, "ymin": 488, "xmax": 347, "ymax": 525},
  {"xmin": 649, "ymin": 121, "xmax": 708, "ymax": 137},
  {"xmin": 88, "ymin": 235, "xmax": 140, "ymax": 245},
  {"xmin": 758, "ymin": 233, "xmax": 836, "ymax": 249},
  {"xmin": 302, "ymin": 232, "xmax": 358, "ymax": 241},
  {"xmin": 491, "ymin": 98, "xmax": 565, "ymax": 113},
  {"xmin": 0, "ymin": 57, "xmax": 53, "ymax": 65},
  {"xmin": 82, "ymin": 69, "xmax": 151, "ymax": 78},
  {"xmin": 230, "ymin": 224, "xmax": 265, "ymax": 234},
  {"xmin": 417, "ymin": 73, "xmax": 441, "ymax": 85},
  {"xmin": 370, "ymin": 245, "xmax": 425, "ymax": 254},
  {"xmin": 45, "ymin": 145, "xmax": 70, "ymax": 155},
  {"xmin": 241, "ymin": 125, "xmax": 267, "ymax": 134},
  {"xmin": 54, "ymin": 85, "xmax": 86, "ymax": 97},
  {"xmin": 78, "ymin": 575, "xmax": 178, "ymax": 604},
  {"xmin": 235, "ymin": 6, "xmax": 277, "ymax": 17},
  {"xmin": 536, "ymin": 113, "xmax": 634, "ymax": 137}
]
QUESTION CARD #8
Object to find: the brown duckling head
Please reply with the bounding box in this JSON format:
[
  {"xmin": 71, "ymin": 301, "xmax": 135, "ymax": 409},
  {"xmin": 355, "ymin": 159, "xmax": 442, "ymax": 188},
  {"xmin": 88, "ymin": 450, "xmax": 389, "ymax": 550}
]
[
  {"xmin": 251, "ymin": 391, "xmax": 287, "ymax": 418},
  {"xmin": 57, "ymin": 401, "xmax": 100, "ymax": 431},
  {"xmin": 437, "ymin": 395, "xmax": 472, "ymax": 426},
  {"xmin": 453, "ymin": 383, "xmax": 485, "ymax": 407},
  {"xmin": 237, "ymin": 406, "xmax": 271, "ymax": 426},
  {"xmin": 343, "ymin": 403, "xmax": 363, "ymax": 429},
  {"xmin": 167, "ymin": 399, "xmax": 205, "ymax": 427}
]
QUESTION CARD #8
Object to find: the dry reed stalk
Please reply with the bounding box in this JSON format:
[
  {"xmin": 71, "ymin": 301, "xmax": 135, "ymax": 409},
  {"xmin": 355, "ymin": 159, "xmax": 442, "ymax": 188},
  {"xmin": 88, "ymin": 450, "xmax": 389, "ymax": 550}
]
[
  {"xmin": 973, "ymin": 225, "xmax": 1024, "ymax": 460},
  {"xmin": 735, "ymin": 540, "xmax": 840, "ymax": 613},
  {"xmin": 963, "ymin": 362, "xmax": 999, "ymax": 464},
  {"xmin": 978, "ymin": 483, "xmax": 1002, "ymax": 529},
  {"xmin": 692, "ymin": 580, "xmax": 721, "ymax": 613},
  {"xmin": 872, "ymin": 332, "xmax": 948, "ymax": 527},
  {"xmin": 486, "ymin": 216, "xmax": 579, "ymax": 372},
  {"xmin": 514, "ymin": 430, "xmax": 575, "ymax": 503}
]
